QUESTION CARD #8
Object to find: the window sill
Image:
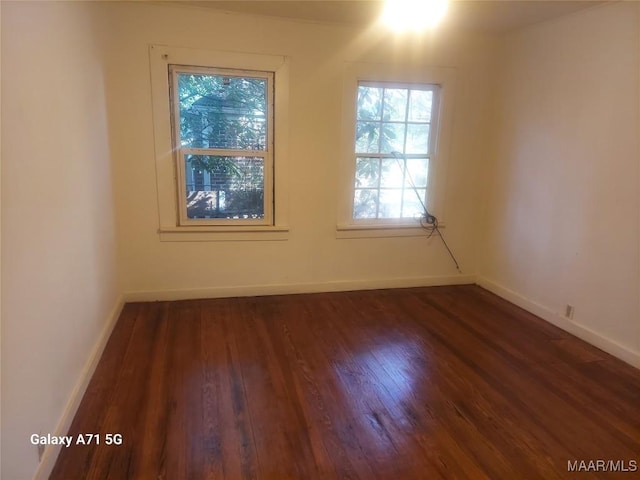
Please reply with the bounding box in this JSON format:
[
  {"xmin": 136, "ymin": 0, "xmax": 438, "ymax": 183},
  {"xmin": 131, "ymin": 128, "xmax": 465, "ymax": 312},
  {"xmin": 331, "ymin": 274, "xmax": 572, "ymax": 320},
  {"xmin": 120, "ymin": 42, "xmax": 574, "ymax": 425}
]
[
  {"xmin": 336, "ymin": 223, "xmax": 444, "ymax": 239},
  {"xmin": 158, "ymin": 225, "xmax": 289, "ymax": 242}
]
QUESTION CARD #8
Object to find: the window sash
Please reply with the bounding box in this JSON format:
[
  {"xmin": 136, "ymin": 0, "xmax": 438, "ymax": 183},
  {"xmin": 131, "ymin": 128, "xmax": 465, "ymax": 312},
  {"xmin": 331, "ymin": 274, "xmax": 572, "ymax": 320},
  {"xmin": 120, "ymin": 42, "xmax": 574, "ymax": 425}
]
[
  {"xmin": 352, "ymin": 82, "xmax": 439, "ymax": 222},
  {"xmin": 176, "ymin": 150, "xmax": 272, "ymax": 225},
  {"xmin": 169, "ymin": 65, "xmax": 275, "ymax": 226}
]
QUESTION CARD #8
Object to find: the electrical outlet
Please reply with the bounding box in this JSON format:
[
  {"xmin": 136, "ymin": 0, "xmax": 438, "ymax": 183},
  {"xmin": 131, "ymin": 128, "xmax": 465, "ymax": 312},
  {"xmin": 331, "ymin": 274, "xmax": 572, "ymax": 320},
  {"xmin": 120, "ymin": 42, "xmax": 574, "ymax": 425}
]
[{"xmin": 565, "ymin": 304, "xmax": 575, "ymax": 320}]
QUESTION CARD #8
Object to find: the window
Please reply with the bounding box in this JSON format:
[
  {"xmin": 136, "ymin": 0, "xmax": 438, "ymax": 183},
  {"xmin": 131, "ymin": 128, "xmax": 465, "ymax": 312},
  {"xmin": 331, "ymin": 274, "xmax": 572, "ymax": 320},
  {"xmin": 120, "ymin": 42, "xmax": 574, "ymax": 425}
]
[
  {"xmin": 170, "ymin": 66, "xmax": 273, "ymax": 225},
  {"xmin": 149, "ymin": 46, "xmax": 289, "ymax": 241},
  {"xmin": 353, "ymin": 82, "xmax": 439, "ymax": 220},
  {"xmin": 337, "ymin": 62, "xmax": 454, "ymax": 238}
]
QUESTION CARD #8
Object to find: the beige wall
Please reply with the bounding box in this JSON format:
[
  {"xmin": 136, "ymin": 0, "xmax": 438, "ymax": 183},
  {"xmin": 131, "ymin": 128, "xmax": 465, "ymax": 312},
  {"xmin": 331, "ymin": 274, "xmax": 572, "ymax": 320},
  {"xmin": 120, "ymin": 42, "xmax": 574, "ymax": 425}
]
[
  {"xmin": 480, "ymin": 2, "xmax": 640, "ymax": 364},
  {"xmin": 0, "ymin": 3, "xmax": 497, "ymax": 476},
  {"xmin": 104, "ymin": 2, "xmax": 496, "ymax": 298},
  {"xmin": 1, "ymin": 2, "xmax": 120, "ymax": 479},
  {"xmin": 2, "ymin": 1, "xmax": 639, "ymax": 478}
]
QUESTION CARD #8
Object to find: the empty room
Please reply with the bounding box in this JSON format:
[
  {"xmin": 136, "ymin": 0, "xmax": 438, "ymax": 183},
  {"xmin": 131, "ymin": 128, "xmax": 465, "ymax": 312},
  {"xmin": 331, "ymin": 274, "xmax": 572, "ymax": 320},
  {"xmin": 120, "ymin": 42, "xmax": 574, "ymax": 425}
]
[{"xmin": 2, "ymin": 0, "xmax": 639, "ymax": 479}]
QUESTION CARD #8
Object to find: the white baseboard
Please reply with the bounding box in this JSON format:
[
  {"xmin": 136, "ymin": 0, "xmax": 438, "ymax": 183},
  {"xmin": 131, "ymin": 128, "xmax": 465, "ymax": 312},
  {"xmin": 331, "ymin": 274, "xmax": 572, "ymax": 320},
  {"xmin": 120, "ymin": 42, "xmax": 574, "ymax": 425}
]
[
  {"xmin": 33, "ymin": 295, "xmax": 125, "ymax": 480},
  {"xmin": 476, "ymin": 276, "xmax": 640, "ymax": 369},
  {"xmin": 124, "ymin": 274, "xmax": 477, "ymax": 302}
]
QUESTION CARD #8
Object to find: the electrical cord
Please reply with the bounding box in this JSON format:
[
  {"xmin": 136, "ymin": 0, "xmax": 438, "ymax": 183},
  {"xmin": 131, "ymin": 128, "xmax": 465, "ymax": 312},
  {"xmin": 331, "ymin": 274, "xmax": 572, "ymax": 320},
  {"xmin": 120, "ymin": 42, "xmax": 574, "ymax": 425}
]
[
  {"xmin": 391, "ymin": 151, "xmax": 462, "ymax": 273},
  {"xmin": 419, "ymin": 214, "xmax": 461, "ymax": 273}
]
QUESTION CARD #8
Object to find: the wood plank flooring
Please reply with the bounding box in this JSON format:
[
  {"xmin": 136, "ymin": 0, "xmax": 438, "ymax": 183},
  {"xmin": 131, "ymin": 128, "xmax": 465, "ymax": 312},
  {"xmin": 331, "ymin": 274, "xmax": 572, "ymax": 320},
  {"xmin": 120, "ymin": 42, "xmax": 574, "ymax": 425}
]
[{"xmin": 50, "ymin": 285, "xmax": 640, "ymax": 479}]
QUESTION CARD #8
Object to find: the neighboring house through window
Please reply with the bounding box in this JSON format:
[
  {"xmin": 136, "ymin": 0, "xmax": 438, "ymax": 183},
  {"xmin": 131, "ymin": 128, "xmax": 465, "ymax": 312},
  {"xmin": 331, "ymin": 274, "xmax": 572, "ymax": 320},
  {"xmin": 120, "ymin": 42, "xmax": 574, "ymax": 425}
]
[
  {"xmin": 170, "ymin": 66, "xmax": 274, "ymax": 225},
  {"xmin": 149, "ymin": 46, "xmax": 290, "ymax": 241}
]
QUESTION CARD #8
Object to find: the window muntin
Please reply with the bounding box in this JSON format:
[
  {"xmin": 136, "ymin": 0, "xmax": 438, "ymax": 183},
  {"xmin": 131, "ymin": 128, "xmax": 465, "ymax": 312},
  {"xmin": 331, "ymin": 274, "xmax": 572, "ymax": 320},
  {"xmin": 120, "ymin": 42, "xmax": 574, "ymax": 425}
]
[
  {"xmin": 170, "ymin": 66, "xmax": 274, "ymax": 225},
  {"xmin": 352, "ymin": 82, "xmax": 439, "ymax": 221}
]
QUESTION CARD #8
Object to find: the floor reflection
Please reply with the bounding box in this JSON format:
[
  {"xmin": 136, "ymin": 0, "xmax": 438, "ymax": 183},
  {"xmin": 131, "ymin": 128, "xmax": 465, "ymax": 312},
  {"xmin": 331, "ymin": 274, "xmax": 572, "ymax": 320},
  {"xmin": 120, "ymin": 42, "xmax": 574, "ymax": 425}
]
[{"xmin": 331, "ymin": 334, "xmax": 432, "ymax": 458}]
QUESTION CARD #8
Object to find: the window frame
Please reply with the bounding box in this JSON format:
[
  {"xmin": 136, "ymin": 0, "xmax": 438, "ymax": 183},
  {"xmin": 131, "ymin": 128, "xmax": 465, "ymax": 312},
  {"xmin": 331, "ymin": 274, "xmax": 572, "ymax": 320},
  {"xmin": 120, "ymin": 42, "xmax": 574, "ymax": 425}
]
[
  {"xmin": 169, "ymin": 65, "xmax": 274, "ymax": 226},
  {"xmin": 337, "ymin": 62, "xmax": 456, "ymax": 238},
  {"xmin": 352, "ymin": 80, "xmax": 441, "ymax": 222},
  {"xmin": 149, "ymin": 45, "xmax": 290, "ymax": 241}
]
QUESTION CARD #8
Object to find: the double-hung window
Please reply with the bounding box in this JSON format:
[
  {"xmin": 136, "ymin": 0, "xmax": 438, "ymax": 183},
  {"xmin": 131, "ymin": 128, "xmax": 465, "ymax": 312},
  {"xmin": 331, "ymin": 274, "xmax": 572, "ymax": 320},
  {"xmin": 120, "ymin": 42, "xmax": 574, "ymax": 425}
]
[
  {"xmin": 170, "ymin": 66, "xmax": 274, "ymax": 226},
  {"xmin": 352, "ymin": 82, "xmax": 439, "ymax": 221},
  {"xmin": 150, "ymin": 45, "xmax": 289, "ymax": 241}
]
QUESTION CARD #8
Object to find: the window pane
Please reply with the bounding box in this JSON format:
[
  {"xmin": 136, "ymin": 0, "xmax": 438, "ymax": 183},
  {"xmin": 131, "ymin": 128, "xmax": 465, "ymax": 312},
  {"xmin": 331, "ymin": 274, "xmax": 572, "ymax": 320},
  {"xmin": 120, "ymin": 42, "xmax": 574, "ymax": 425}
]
[
  {"xmin": 379, "ymin": 189, "xmax": 402, "ymax": 218},
  {"xmin": 352, "ymin": 82, "xmax": 437, "ymax": 222},
  {"xmin": 357, "ymin": 86, "xmax": 382, "ymax": 120},
  {"xmin": 355, "ymin": 158, "xmax": 380, "ymax": 188},
  {"xmin": 382, "ymin": 88, "xmax": 408, "ymax": 121},
  {"xmin": 177, "ymin": 73, "xmax": 267, "ymax": 150},
  {"xmin": 402, "ymin": 188, "xmax": 427, "ymax": 218},
  {"xmin": 379, "ymin": 123, "xmax": 406, "ymax": 153},
  {"xmin": 405, "ymin": 124, "xmax": 430, "ymax": 154},
  {"xmin": 185, "ymin": 155, "xmax": 264, "ymax": 219},
  {"xmin": 355, "ymin": 122, "xmax": 380, "ymax": 153},
  {"xmin": 409, "ymin": 90, "xmax": 433, "ymax": 122},
  {"xmin": 405, "ymin": 158, "xmax": 429, "ymax": 188},
  {"xmin": 353, "ymin": 189, "xmax": 378, "ymax": 219},
  {"xmin": 380, "ymin": 158, "xmax": 404, "ymax": 188}
]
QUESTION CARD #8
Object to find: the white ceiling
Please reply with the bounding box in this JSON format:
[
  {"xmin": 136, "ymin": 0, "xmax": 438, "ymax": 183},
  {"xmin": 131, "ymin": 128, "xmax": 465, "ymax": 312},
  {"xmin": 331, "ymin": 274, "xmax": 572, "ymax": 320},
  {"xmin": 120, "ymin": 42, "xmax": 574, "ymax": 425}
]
[{"xmin": 176, "ymin": 1, "xmax": 602, "ymax": 33}]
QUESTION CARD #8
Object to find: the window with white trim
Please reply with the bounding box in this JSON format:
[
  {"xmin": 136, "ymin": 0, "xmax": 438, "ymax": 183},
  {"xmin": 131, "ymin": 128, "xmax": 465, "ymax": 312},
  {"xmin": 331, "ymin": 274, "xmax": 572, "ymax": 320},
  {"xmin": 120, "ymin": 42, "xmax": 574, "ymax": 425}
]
[
  {"xmin": 170, "ymin": 66, "xmax": 274, "ymax": 226},
  {"xmin": 149, "ymin": 46, "xmax": 289, "ymax": 241},
  {"xmin": 352, "ymin": 82, "xmax": 439, "ymax": 221},
  {"xmin": 337, "ymin": 63, "xmax": 454, "ymax": 238}
]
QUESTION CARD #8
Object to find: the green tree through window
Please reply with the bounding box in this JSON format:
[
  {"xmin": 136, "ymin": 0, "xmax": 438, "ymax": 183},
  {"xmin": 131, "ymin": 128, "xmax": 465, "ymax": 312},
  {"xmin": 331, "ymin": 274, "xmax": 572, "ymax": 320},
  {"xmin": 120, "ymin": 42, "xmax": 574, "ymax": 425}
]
[
  {"xmin": 172, "ymin": 67, "xmax": 273, "ymax": 221},
  {"xmin": 353, "ymin": 82, "xmax": 436, "ymax": 220}
]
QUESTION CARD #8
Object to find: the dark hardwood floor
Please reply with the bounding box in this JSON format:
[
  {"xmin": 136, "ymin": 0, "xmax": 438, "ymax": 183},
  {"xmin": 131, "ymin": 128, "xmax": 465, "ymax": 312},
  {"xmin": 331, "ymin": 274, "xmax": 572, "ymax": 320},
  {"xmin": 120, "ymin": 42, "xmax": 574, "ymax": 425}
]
[{"xmin": 50, "ymin": 285, "xmax": 640, "ymax": 479}]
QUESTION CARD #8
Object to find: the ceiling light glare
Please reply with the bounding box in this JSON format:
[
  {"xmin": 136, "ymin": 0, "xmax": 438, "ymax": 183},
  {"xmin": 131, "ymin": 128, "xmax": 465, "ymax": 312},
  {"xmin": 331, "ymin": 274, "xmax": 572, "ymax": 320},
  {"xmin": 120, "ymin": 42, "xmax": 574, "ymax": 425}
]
[{"xmin": 382, "ymin": 0, "xmax": 448, "ymax": 32}]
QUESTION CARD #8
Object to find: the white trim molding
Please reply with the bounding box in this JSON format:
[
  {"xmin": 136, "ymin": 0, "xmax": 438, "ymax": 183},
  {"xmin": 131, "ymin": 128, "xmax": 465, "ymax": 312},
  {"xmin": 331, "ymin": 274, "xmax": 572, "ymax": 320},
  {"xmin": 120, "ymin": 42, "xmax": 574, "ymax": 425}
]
[
  {"xmin": 149, "ymin": 44, "xmax": 290, "ymax": 241},
  {"xmin": 476, "ymin": 276, "xmax": 640, "ymax": 369},
  {"xmin": 337, "ymin": 61, "xmax": 457, "ymax": 235},
  {"xmin": 33, "ymin": 296, "xmax": 125, "ymax": 480},
  {"xmin": 124, "ymin": 274, "xmax": 476, "ymax": 302}
]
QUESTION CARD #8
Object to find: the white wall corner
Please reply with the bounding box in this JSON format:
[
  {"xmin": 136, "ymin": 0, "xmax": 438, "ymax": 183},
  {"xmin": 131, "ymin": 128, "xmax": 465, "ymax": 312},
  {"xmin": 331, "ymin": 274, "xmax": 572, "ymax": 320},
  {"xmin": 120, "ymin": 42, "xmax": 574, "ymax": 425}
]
[
  {"xmin": 32, "ymin": 296, "xmax": 125, "ymax": 480},
  {"xmin": 476, "ymin": 276, "xmax": 640, "ymax": 369}
]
